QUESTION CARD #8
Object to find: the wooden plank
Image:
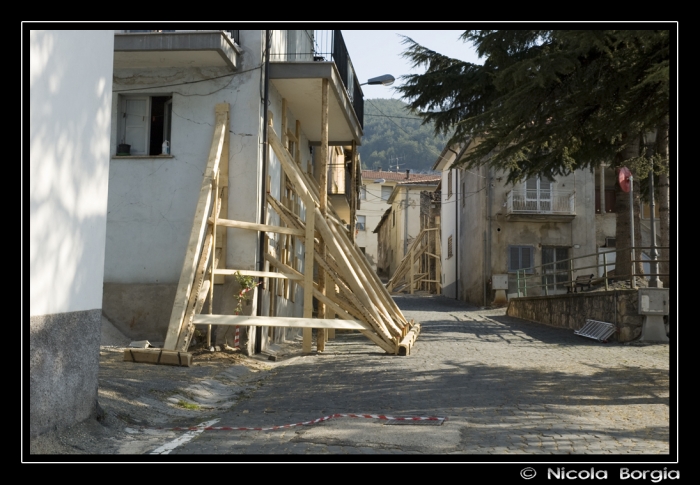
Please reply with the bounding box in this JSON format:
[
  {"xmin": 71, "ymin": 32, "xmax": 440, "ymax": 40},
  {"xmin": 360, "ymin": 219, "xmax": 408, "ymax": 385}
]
[
  {"xmin": 328, "ymin": 219, "xmax": 403, "ymax": 336},
  {"xmin": 333, "ymin": 220, "xmax": 408, "ymax": 326},
  {"xmin": 302, "ymin": 193, "xmax": 315, "ymax": 354},
  {"xmin": 164, "ymin": 103, "xmax": 228, "ymax": 350},
  {"xmin": 192, "ymin": 314, "xmax": 371, "ymax": 330},
  {"xmin": 213, "ymin": 269, "xmax": 302, "ymax": 280},
  {"xmin": 211, "ymin": 217, "xmax": 306, "ymax": 237},
  {"xmin": 123, "ymin": 348, "xmax": 193, "ymax": 367},
  {"xmin": 317, "ymin": 78, "xmax": 329, "ymax": 353},
  {"xmin": 314, "ymin": 207, "xmax": 393, "ymax": 344},
  {"xmin": 215, "ymin": 105, "xmax": 230, "ymax": 285},
  {"xmin": 398, "ymin": 323, "xmax": 421, "ymax": 356},
  {"xmin": 268, "ymin": 127, "xmax": 318, "ymax": 207}
]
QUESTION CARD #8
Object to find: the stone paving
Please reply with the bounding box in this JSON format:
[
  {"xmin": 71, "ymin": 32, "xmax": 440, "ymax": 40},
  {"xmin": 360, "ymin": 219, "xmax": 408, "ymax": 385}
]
[{"xmin": 161, "ymin": 294, "xmax": 671, "ymax": 456}]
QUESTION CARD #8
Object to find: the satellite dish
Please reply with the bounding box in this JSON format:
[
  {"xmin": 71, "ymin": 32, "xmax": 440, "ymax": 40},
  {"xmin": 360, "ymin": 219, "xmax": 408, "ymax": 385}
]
[
  {"xmin": 374, "ymin": 178, "xmax": 386, "ymax": 184},
  {"xmin": 618, "ymin": 167, "xmax": 632, "ymax": 193}
]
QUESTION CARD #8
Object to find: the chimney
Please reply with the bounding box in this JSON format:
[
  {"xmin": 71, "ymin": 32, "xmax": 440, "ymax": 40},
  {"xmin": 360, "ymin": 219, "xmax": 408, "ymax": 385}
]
[{"xmin": 405, "ymin": 169, "xmax": 410, "ymax": 180}]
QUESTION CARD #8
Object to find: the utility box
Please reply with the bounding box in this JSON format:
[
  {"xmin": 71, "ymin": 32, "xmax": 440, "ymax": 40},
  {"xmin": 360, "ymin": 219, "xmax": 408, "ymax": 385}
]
[
  {"xmin": 638, "ymin": 288, "xmax": 669, "ymax": 342},
  {"xmin": 638, "ymin": 288, "xmax": 669, "ymax": 315},
  {"xmin": 492, "ymin": 274, "xmax": 509, "ymax": 290},
  {"xmin": 491, "ymin": 274, "xmax": 509, "ymax": 306}
]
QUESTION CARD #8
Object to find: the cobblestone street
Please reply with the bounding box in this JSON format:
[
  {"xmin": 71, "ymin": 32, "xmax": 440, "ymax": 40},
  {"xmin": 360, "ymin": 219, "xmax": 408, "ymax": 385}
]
[{"xmin": 164, "ymin": 294, "xmax": 671, "ymax": 456}]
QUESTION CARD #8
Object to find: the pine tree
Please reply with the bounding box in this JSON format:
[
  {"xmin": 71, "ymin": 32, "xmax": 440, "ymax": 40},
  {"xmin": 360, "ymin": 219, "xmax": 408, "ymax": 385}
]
[{"xmin": 399, "ymin": 29, "xmax": 672, "ymax": 285}]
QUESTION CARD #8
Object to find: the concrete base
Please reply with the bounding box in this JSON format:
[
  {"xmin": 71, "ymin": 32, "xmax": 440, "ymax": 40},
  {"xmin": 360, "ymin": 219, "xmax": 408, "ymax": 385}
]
[
  {"xmin": 492, "ymin": 289, "xmax": 508, "ymax": 306},
  {"xmin": 640, "ymin": 315, "xmax": 669, "ymax": 342},
  {"xmin": 30, "ymin": 309, "xmax": 102, "ymax": 438}
]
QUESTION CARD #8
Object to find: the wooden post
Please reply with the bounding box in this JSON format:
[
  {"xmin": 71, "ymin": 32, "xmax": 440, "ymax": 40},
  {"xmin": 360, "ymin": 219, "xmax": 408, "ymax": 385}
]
[
  {"xmin": 317, "ymin": 78, "xmax": 329, "ymax": 352},
  {"xmin": 302, "ymin": 193, "xmax": 315, "ymax": 354},
  {"xmin": 164, "ymin": 103, "xmax": 228, "ymax": 350},
  {"xmin": 409, "ymin": 245, "xmax": 415, "ymax": 294},
  {"xmin": 350, "ymin": 140, "xmax": 357, "ymax": 243},
  {"xmin": 215, "ymin": 106, "xmax": 230, "ymax": 285}
]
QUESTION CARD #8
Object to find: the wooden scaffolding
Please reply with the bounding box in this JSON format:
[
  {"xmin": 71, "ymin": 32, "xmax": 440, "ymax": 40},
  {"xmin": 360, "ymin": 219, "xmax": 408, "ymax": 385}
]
[
  {"xmin": 126, "ymin": 102, "xmax": 419, "ymax": 365},
  {"xmin": 386, "ymin": 228, "xmax": 442, "ymax": 295}
]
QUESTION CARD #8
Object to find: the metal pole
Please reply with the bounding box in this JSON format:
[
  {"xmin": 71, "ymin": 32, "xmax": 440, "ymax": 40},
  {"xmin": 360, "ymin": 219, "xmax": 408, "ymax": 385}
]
[
  {"xmin": 648, "ymin": 165, "xmax": 661, "ymax": 288},
  {"xmin": 629, "ymin": 175, "xmax": 636, "ymax": 289}
]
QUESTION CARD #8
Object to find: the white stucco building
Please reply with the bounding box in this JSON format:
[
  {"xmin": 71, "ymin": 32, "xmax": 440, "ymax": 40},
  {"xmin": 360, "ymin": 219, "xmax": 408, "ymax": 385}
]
[
  {"xmin": 102, "ymin": 30, "xmax": 364, "ymax": 353},
  {"xmin": 29, "ymin": 30, "xmax": 115, "ymax": 437}
]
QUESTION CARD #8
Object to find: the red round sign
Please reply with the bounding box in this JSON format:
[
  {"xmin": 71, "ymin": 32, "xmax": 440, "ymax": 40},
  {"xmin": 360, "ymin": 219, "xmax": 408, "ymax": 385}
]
[{"xmin": 618, "ymin": 167, "xmax": 631, "ymax": 193}]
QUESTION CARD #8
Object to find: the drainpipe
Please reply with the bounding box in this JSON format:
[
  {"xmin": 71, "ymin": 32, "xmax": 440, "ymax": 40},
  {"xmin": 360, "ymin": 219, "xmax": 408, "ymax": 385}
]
[
  {"xmin": 455, "ymin": 169, "xmax": 459, "ymax": 300},
  {"xmin": 403, "ymin": 185, "xmax": 409, "ymax": 256},
  {"xmin": 255, "ymin": 30, "xmax": 271, "ymax": 352},
  {"xmin": 486, "ymin": 167, "xmax": 493, "ymax": 306}
]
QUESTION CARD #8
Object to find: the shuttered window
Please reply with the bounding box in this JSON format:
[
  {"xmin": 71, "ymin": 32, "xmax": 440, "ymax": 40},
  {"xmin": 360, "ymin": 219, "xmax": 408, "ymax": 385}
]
[{"xmin": 508, "ymin": 245, "xmax": 534, "ymax": 273}]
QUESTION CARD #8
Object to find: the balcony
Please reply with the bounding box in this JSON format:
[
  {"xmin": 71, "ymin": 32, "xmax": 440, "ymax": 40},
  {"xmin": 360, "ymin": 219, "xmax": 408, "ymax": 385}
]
[
  {"xmin": 506, "ymin": 189, "xmax": 576, "ymax": 222},
  {"xmin": 268, "ymin": 30, "xmax": 364, "ymax": 146},
  {"xmin": 113, "ymin": 30, "xmax": 240, "ymax": 71}
]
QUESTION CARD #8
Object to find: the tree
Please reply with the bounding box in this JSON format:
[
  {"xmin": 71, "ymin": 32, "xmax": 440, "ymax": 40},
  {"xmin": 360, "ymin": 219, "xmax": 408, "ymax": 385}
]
[{"xmin": 399, "ymin": 29, "xmax": 672, "ymax": 284}]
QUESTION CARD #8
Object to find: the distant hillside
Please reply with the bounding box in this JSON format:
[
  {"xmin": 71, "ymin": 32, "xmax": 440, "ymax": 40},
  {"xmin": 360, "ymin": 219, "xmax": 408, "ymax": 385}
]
[{"xmin": 359, "ymin": 98, "xmax": 449, "ymax": 173}]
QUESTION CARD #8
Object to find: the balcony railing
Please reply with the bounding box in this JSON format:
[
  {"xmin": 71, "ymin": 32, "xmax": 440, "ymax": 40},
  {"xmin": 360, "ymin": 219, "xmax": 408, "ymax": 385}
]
[
  {"xmin": 506, "ymin": 189, "xmax": 575, "ymax": 215},
  {"xmin": 122, "ymin": 30, "xmax": 239, "ymax": 44},
  {"xmin": 269, "ymin": 30, "xmax": 364, "ymax": 129}
]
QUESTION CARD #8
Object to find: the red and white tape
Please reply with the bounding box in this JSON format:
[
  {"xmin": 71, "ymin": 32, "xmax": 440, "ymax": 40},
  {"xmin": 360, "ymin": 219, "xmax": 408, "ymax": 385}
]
[
  {"xmin": 234, "ymin": 326, "xmax": 240, "ymax": 348},
  {"xmin": 148, "ymin": 413, "xmax": 447, "ymax": 432}
]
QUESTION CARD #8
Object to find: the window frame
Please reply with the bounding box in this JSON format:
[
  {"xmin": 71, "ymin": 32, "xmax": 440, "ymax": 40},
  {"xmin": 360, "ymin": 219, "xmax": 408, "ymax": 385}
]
[
  {"xmin": 117, "ymin": 94, "xmax": 173, "ymax": 157},
  {"xmin": 381, "ymin": 185, "xmax": 392, "ymax": 201},
  {"xmin": 356, "ymin": 215, "xmax": 366, "ymax": 231},
  {"xmin": 508, "ymin": 245, "xmax": 535, "ymax": 274}
]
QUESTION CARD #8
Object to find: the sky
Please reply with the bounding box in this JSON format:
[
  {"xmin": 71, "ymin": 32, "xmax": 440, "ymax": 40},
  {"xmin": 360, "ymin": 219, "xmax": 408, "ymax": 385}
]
[{"xmin": 341, "ymin": 30, "xmax": 482, "ymax": 101}]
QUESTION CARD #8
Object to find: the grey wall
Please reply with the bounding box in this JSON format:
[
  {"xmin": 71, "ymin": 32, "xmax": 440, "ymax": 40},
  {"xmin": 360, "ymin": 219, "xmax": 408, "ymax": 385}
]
[{"xmin": 30, "ymin": 310, "xmax": 102, "ymax": 437}]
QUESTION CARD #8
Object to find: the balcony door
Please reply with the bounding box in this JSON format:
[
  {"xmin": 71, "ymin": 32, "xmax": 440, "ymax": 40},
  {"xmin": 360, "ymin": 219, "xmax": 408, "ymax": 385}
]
[
  {"xmin": 525, "ymin": 177, "xmax": 552, "ymax": 213},
  {"xmin": 542, "ymin": 246, "xmax": 569, "ymax": 292}
]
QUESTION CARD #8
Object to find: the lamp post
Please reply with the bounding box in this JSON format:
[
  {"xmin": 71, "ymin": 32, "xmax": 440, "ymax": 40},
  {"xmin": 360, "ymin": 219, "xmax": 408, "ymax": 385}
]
[
  {"xmin": 643, "ymin": 129, "xmax": 661, "ymax": 288},
  {"xmin": 360, "ymin": 74, "xmax": 395, "ymax": 86}
]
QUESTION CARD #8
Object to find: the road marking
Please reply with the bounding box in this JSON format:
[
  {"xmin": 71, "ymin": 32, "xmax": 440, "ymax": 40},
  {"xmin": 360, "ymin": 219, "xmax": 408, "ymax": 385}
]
[{"xmin": 149, "ymin": 419, "xmax": 220, "ymax": 455}]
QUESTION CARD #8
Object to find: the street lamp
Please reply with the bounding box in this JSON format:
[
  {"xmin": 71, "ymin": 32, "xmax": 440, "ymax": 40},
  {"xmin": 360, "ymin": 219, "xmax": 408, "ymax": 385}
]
[
  {"xmin": 360, "ymin": 74, "xmax": 395, "ymax": 86},
  {"xmin": 642, "ymin": 129, "xmax": 661, "ymax": 288}
]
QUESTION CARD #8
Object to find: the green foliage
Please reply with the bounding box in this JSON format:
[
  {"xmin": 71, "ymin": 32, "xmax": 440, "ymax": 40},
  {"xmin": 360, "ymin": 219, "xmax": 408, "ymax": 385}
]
[
  {"xmin": 359, "ymin": 98, "xmax": 449, "ymax": 172},
  {"xmin": 234, "ymin": 271, "xmax": 257, "ymax": 315},
  {"xmin": 398, "ymin": 29, "xmax": 671, "ymax": 183}
]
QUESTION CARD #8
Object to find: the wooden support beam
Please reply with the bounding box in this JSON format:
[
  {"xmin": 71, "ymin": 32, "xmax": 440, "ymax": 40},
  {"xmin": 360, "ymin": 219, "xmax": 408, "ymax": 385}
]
[
  {"xmin": 192, "ymin": 314, "xmax": 370, "ymax": 330},
  {"xmin": 211, "ymin": 217, "xmax": 305, "ymax": 237},
  {"xmin": 330, "ymin": 217, "xmax": 408, "ymax": 328},
  {"xmin": 124, "ymin": 348, "xmax": 193, "ymax": 367},
  {"xmin": 314, "ymin": 207, "xmax": 393, "ymax": 343},
  {"xmin": 317, "ymin": 78, "xmax": 329, "ymax": 352},
  {"xmin": 213, "ymin": 269, "xmax": 302, "ymax": 280},
  {"xmin": 164, "ymin": 103, "xmax": 228, "ymax": 350},
  {"xmin": 302, "ymin": 193, "xmax": 315, "ymax": 354}
]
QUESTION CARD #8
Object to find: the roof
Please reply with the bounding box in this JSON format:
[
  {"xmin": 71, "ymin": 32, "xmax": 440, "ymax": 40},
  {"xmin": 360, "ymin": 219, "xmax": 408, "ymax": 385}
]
[{"xmin": 361, "ymin": 170, "xmax": 441, "ymax": 183}]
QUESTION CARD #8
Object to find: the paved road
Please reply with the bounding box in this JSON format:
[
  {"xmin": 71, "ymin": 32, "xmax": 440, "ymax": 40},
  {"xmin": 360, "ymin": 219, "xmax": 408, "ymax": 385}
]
[{"xmin": 152, "ymin": 294, "xmax": 670, "ymax": 456}]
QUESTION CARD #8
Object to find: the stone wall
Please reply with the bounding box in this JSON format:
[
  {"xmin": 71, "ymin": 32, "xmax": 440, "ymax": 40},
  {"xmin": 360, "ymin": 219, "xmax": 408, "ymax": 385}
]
[{"xmin": 506, "ymin": 290, "xmax": 644, "ymax": 342}]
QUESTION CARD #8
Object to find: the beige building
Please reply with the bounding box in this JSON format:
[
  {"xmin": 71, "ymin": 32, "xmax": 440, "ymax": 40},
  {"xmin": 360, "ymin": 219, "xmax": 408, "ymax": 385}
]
[
  {"xmin": 357, "ymin": 170, "xmax": 440, "ymax": 270},
  {"xmin": 373, "ymin": 176, "xmax": 440, "ymax": 278},
  {"xmin": 436, "ymin": 139, "xmax": 599, "ymax": 305}
]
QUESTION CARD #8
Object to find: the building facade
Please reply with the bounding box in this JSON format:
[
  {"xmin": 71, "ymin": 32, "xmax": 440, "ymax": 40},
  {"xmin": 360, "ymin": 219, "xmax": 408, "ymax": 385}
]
[
  {"xmin": 103, "ymin": 30, "xmax": 364, "ymax": 353},
  {"xmin": 373, "ymin": 177, "xmax": 440, "ymax": 278},
  {"xmin": 29, "ymin": 30, "xmax": 115, "ymax": 437},
  {"xmin": 357, "ymin": 170, "xmax": 440, "ymax": 271}
]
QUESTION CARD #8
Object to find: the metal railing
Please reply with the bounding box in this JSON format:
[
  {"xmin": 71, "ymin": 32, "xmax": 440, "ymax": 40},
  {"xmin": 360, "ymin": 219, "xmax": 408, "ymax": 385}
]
[
  {"xmin": 122, "ymin": 30, "xmax": 239, "ymax": 44},
  {"xmin": 269, "ymin": 30, "xmax": 364, "ymax": 129},
  {"xmin": 513, "ymin": 246, "xmax": 670, "ymax": 297},
  {"xmin": 506, "ymin": 189, "xmax": 575, "ymax": 215}
]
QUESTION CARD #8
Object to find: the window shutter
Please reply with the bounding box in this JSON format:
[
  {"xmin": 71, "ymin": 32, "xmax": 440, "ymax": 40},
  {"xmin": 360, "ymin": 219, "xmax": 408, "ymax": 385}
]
[
  {"xmin": 509, "ymin": 246, "xmax": 520, "ymax": 271},
  {"xmin": 521, "ymin": 246, "xmax": 532, "ymax": 270}
]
